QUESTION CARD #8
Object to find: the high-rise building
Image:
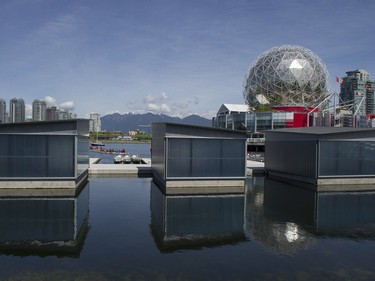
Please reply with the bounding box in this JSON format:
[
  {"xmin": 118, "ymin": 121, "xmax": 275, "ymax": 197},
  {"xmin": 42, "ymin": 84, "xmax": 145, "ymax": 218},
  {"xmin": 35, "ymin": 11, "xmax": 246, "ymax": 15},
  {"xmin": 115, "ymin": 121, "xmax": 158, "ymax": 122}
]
[
  {"xmin": 9, "ymin": 98, "xmax": 25, "ymax": 123},
  {"xmin": 69, "ymin": 112, "xmax": 77, "ymax": 119},
  {"xmin": 32, "ymin": 99, "xmax": 47, "ymax": 121},
  {"xmin": 58, "ymin": 109, "xmax": 70, "ymax": 120},
  {"xmin": 339, "ymin": 69, "xmax": 375, "ymax": 116},
  {"xmin": 46, "ymin": 106, "xmax": 58, "ymax": 121},
  {"xmin": 0, "ymin": 99, "xmax": 6, "ymax": 124},
  {"xmin": 89, "ymin": 113, "xmax": 101, "ymax": 132}
]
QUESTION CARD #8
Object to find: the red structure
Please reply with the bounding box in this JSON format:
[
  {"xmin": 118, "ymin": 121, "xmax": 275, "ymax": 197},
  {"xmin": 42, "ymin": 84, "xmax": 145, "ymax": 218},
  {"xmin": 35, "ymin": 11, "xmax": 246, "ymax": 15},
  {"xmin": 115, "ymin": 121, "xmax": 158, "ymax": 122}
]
[{"xmin": 272, "ymin": 106, "xmax": 320, "ymax": 128}]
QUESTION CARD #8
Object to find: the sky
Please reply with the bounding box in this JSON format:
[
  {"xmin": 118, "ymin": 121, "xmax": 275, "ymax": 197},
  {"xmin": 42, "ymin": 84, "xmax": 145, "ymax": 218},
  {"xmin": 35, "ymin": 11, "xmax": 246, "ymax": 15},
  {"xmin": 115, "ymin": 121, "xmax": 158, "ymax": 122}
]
[{"xmin": 1, "ymin": 0, "xmax": 374, "ymax": 119}]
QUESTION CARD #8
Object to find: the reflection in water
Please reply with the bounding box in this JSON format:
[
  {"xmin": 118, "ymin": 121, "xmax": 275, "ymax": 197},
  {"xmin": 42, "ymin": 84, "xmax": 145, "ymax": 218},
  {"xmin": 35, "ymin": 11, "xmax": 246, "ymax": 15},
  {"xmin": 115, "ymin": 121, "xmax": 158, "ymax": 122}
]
[
  {"xmin": 0, "ymin": 183, "xmax": 90, "ymax": 257},
  {"xmin": 246, "ymin": 177, "xmax": 375, "ymax": 253},
  {"xmin": 150, "ymin": 181, "xmax": 246, "ymax": 252},
  {"xmin": 317, "ymin": 192, "xmax": 375, "ymax": 236},
  {"xmin": 245, "ymin": 177, "xmax": 315, "ymax": 253}
]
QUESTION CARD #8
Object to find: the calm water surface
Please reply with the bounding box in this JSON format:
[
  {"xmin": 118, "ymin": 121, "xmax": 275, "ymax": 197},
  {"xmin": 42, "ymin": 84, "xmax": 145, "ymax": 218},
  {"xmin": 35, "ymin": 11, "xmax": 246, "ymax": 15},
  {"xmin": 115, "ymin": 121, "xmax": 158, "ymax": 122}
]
[{"xmin": 0, "ymin": 176, "xmax": 375, "ymax": 280}]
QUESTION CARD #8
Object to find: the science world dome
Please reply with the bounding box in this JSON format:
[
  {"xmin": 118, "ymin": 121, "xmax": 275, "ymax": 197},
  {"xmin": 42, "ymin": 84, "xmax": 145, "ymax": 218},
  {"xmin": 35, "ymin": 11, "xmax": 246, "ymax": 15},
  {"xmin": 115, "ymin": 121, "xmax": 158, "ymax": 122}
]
[{"xmin": 243, "ymin": 45, "xmax": 330, "ymax": 108}]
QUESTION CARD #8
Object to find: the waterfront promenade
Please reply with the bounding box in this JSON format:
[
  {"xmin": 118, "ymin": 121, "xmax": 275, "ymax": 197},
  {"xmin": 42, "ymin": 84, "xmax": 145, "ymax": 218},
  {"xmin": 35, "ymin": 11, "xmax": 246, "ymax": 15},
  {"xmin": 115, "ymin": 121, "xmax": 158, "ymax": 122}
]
[{"xmin": 88, "ymin": 158, "xmax": 265, "ymax": 176}]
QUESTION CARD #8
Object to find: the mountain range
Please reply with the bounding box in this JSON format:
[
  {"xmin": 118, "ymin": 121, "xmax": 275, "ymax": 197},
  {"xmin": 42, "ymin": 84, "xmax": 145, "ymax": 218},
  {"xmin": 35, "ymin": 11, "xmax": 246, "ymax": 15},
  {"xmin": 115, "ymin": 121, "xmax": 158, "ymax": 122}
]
[{"xmin": 101, "ymin": 112, "xmax": 212, "ymax": 133}]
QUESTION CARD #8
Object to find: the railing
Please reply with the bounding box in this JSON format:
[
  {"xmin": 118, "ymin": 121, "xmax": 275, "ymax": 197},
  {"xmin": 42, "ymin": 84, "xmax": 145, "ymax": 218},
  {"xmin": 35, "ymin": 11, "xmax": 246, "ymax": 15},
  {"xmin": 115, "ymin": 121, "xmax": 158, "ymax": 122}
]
[{"xmin": 247, "ymin": 138, "xmax": 265, "ymax": 143}]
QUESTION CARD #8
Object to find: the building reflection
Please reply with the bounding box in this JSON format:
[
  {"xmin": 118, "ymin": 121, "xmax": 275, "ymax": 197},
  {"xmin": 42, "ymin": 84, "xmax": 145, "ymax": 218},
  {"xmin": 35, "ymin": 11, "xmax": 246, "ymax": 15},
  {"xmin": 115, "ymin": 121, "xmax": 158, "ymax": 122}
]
[
  {"xmin": 246, "ymin": 177, "xmax": 375, "ymax": 253},
  {"xmin": 245, "ymin": 177, "xmax": 312, "ymax": 253},
  {"xmin": 0, "ymin": 182, "xmax": 90, "ymax": 257},
  {"xmin": 150, "ymin": 181, "xmax": 246, "ymax": 252}
]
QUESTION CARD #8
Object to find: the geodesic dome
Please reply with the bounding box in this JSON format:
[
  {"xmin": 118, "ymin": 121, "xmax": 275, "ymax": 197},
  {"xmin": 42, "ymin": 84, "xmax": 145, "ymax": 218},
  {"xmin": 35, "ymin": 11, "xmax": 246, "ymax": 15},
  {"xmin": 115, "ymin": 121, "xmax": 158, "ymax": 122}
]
[{"xmin": 243, "ymin": 45, "xmax": 330, "ymax": 109}]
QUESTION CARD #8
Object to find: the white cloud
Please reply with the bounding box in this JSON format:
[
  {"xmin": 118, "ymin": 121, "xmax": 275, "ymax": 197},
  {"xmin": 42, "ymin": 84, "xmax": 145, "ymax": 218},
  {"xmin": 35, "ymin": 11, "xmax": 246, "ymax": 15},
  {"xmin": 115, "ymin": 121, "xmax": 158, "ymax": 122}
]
[
  {"xmin": 146, "ymin": 103, "xmax": 171, "ymax": 114},
  {"xmin": 147, "ymin": 103, "xmax": 159, "ymax": 111},
  {"xmin": 60, "ymin": 101, "xmax": 75, "ymax": 110},
  {"xmin": 45, "ymin": 96, "xmax": 57, "ymax": 106},
  {"xmin": 141, "ymin": 92, "xmax": 173, "ymax": 114},
  {"xmin": 143, "ymin": 92, "xmax": 168, "ymax": 104},
  {"xmin": 160, "ymin": 103, "xmax": 171, "ymax": 113}
]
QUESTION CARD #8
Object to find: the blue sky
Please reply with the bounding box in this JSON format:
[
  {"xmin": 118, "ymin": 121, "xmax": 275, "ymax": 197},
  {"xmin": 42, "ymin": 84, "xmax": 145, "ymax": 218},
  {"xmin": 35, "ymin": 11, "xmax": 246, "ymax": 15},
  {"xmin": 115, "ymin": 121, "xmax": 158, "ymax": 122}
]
[{"xmin": 1, "ymin": 0, "xmax": 374, "ymax": 119}]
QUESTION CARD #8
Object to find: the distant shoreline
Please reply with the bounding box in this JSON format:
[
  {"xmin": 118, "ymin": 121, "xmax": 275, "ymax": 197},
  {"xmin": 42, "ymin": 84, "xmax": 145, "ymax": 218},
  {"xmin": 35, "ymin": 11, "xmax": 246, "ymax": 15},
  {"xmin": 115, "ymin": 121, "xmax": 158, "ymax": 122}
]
[{"xmin": 96, "ymin": 140, "xmax": 151, "ymax": 144}]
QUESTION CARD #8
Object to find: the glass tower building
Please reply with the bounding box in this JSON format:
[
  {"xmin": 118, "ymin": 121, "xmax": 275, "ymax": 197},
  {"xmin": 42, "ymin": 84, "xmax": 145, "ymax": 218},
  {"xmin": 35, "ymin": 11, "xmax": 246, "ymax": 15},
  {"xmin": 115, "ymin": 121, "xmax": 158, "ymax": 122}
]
[
  {"xmin": 339, "ymin": 69, "xmax": 375, "ymax": 117},
  {"xmin": 89, "ymin": 113, "xmax": 101, "ymax": 132},
  {"xmin": 0, "ymin": 99, "xmax": 6, "ymax": 124},
  {"xmin": 9, "ymin": 98, "xmax": 25, "ymax": 123},
  {"xmin": 32, "ymin": 99, "xmax": 47, "ymax": 122}
]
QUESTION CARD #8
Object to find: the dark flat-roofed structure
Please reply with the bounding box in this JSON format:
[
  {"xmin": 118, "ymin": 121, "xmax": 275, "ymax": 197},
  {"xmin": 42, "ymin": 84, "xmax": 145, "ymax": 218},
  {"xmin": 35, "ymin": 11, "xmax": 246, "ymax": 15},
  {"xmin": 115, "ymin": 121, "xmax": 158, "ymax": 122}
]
[
  {"xmin": 152, "ymin": 122, "xmax": 247, "ymax": 194},
  {"xmin": 265, "ymin": 127, "xmax": 375, "ymax": 191},
  {"xmin": 0, "ymin": 119, "xmax": 89, "ymax": 195}
]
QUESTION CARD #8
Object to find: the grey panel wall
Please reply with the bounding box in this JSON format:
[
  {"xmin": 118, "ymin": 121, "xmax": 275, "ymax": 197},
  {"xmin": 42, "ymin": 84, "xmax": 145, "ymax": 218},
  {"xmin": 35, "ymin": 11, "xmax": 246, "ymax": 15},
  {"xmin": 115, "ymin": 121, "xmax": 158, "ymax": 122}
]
[
  {"xmin": 77, "ymin": 135, "xmax": 89, "ymax": 178},
  {"xmin": 0, "ymin": 135, "xmax": 75, "ymax": 178},
  {"xmin": 266, "ymin": 140, "xmax": 317, "ymax": 178},
  {"xmin": 319, "ymin": 140, "xmax": 375, "ymax": 176},
  {"xmin": 166, "ymin": 138, "xmax": 245, "ymax": 178},
  {"xmin": 151, "ymin": 123, "xmax": 167, "ymax": 180}
]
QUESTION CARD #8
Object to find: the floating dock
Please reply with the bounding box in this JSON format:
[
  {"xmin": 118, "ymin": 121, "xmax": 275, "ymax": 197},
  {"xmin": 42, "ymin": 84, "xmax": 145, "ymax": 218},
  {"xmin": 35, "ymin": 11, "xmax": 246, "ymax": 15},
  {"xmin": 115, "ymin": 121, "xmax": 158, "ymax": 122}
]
[
  {"xmin": 88, "ymin": 158, "xmax": 153, "ymax": 176},
  {"xmin": 88, "ymin": 158, "xmax": 264, "ymax": 177}
]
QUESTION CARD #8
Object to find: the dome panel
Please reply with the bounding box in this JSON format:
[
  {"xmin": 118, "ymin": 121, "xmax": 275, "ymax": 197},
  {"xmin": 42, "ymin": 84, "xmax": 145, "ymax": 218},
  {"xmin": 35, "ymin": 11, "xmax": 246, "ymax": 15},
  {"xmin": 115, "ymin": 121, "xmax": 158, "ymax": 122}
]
[{"xmin": 243, "ymin": 45, "xmax": 330, "ymax": 108}]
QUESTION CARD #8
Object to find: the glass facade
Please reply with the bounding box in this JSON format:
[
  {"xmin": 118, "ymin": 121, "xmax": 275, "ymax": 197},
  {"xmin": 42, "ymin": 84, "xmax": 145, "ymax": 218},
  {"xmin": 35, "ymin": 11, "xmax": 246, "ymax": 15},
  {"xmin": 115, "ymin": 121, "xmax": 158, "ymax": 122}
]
[
  {"xmin": 246, "ymin": 113, "xmax": 255, "ymax": 133},
  {"xmin": 213, "ymin": 115, "xmax": 226, "ymax": 129},
  {"xmin": 233, "ymin": 112, "xmax": 246, "ymax": 130},
  {"xmin": 273, "ymin": 112, "xmax": 294, "ymax": 129},
  {"xmin": 339, "ymin": 70, "xmax": 375, "ymax": 116},
  {"xmin": 0, "ymin": 135, "xmax": 75, "ymax": 178},
  {"xmin": 213, "ymin": 111, "xmax": 294, "ymax": 134},
  {"xmin": 166, "ymin": 138, "xmax": 245, "ymax": 178},
  {"xmin": 319, "ymin": 140, "xmax": 375, "ymax": 176},
  {"xmin": 255, "ymin": 113, "xmax": 272, "ymax": 131}
]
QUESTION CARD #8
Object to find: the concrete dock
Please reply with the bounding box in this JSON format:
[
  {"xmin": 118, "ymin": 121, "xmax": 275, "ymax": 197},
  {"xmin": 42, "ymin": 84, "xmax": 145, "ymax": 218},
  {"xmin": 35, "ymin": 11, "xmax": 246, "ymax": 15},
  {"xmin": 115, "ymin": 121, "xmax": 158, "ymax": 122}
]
[
  {"xmin": 89, "ymin": 158, "xmax": 153, "ymax": 176},
  {"xmin": 88, "ymin": 158, "xmax": 265, "ymax": 177},
  {"xmin": 246, "ymin": 159, "xmax": 265, "ymax": 176}
]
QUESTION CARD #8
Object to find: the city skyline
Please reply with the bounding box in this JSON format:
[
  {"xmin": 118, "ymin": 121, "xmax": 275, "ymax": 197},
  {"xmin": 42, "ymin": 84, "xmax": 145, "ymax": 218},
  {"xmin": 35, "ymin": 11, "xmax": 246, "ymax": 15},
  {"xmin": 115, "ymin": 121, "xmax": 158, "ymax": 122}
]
[
  {"xmin": 1, "ymin": 0, "xmax": 374, "ymax": 119},
  {"xmin": 0, "ymin": 97, "xmax": 76, "ymax": 123}
]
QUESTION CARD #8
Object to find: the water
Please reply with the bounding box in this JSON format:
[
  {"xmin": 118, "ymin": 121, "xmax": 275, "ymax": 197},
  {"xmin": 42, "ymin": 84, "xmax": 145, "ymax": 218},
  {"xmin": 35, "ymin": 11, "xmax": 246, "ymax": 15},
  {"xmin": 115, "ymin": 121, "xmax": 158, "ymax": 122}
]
[
  {"xmin": 0, "ymin": 175, "xmax": 374, "ymax": 280},
  {"xmin": 90, "ymin": 143, "xmax": 151, "ymax": 164}
]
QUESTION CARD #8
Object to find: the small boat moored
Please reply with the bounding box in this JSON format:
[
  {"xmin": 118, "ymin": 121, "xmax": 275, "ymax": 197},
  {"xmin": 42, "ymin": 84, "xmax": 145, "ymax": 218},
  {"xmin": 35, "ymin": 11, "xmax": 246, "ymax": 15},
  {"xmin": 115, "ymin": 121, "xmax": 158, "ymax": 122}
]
[
  {"xmin": 122, "ymin": 154, "xmax": 131, "ymax": 164},
  {"xmin": 131, "ymin": 154, "xmax": 141, "ymax": 164},
  {"xmin": 114, "ymin": 154, "xmax": 123, "ymax": 164}
]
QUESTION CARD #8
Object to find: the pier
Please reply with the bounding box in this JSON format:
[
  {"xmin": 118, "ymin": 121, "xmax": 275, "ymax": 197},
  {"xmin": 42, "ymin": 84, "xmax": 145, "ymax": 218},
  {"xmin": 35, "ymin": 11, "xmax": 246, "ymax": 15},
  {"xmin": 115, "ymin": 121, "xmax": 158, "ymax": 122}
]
[
  {"xmin": 88, "ymin": 158, "xmax": 265, "ymax": 177},
  {"xmin": 88, "ymin": 158, "xmax": 153, "ymax": 176}
]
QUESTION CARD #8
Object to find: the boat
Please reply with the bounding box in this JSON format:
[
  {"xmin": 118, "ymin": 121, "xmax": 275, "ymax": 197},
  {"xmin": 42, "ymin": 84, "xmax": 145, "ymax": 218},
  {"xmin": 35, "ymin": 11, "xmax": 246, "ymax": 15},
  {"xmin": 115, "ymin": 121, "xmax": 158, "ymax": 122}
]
[
  {"xmin": 113, "ymin": 154, "xmax": 123, "ymax": 164},
  {"xmin": 131, "ymin": 154, "xmax": 141, "ymax": 164},
  {"xmin": 122, "ymin": 154, "xmax": 131, "ymax": 164},
  {"xmin": 91, "ymin": 142, "xmax": 105, "ymax": 147},
  {"xmin": 99, "ymin": 148, "xmax": 118, "ymax": 154}
]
